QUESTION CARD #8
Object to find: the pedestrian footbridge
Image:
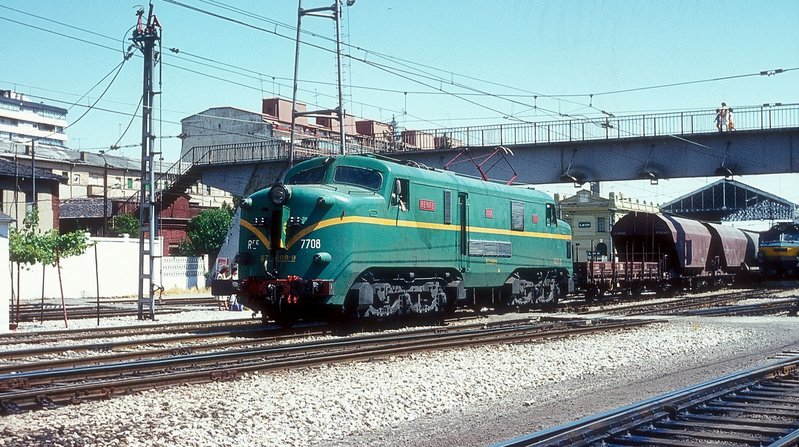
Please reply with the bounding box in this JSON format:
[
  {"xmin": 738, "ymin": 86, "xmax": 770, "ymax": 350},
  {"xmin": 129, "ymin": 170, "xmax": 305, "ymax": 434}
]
[{"xmin": 159, "ymin": 103, "xmax": 799, "ymax": 204}]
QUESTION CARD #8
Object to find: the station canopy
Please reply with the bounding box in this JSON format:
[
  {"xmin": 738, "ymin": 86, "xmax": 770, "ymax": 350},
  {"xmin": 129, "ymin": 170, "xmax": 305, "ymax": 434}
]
[{"xmin": 660, "ymin": 178, "xmax": 798, "ymax": 222}]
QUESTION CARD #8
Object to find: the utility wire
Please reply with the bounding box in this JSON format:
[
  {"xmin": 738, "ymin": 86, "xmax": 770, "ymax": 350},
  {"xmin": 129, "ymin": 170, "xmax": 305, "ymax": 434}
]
[
  {"xmin": 578, "ymin": 68, "xmax": 798, "ymax": 97},
  {"xmin": 4, "ymin": 3, "xmax": 792, "ymax": 166},
  {"xmin": 0, "ymin": 4, "xmax": 433, "ymax": 125},
  {"xmin": 109, "ymin": 96, "xmax": 144, "ymax": 151},
  {"xmin": 6, "ymin": 3, "xmax": 792, "ymax": 128}
]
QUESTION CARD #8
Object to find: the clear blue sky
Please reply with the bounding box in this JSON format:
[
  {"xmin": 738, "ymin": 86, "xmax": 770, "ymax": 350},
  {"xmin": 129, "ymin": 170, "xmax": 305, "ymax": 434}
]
[{"xmin": 1, "ymin": 0, "xmax": 797, "ymax": 215}]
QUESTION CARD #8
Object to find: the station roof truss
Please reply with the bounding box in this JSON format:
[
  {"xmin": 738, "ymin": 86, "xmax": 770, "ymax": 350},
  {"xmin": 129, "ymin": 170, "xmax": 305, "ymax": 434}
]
[{"xmin": 660, "ymin": 178, "xmax": 798, "ymax": 222}]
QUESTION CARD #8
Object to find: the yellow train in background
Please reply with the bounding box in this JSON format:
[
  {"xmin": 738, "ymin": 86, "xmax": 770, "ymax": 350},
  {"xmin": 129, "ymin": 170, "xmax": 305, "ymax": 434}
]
[{"xmin": 758, "ymin": 222, "xmax": 799, "ymax": 277}]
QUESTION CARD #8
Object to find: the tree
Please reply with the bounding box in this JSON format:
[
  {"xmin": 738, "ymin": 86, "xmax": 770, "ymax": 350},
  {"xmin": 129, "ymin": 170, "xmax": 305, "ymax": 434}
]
[
  {"xmin": 9, "ymin": 208, "xmax": 91, "ymax": 328},
  {"xmin": 109, "ymin": 213, "xmax": 140, "ymax": 237},
  {"xmin": 10, "ymin": 208, "xmax": 53, "ymax": 266},
  {"xmin": 178, "ymin": 205, "xmax": 234, "ymax": 262}
]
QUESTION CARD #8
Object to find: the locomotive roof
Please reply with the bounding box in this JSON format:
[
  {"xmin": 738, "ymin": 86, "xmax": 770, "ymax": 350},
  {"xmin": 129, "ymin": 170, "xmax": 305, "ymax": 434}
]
[{"xmin": 286, "ymin": 154, "xmax": 553, "ymax": 202}]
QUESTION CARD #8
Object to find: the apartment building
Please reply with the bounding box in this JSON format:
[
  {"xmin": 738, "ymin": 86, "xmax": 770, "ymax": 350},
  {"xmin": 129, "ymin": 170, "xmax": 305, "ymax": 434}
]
[{"xmin": 0, "ymin": 89, "xmax": 231, "ymax": 234}]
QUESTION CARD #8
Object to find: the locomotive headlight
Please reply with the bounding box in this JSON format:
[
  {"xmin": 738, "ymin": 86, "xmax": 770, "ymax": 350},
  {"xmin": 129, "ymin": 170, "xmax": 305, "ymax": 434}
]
[{"xmin": 268, "ymin": 184, "xmax": 291, "ymax": 205}]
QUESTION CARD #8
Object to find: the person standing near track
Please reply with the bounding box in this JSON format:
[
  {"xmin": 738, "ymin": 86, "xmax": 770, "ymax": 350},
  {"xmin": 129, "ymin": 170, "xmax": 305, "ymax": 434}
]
[
  {"xmin": 228, "ymin": 265, "xmax": 242, "ymax": 311},
  {"xmin": 216, "ymin": 266, "xmax": 231, "ymax": 310}
]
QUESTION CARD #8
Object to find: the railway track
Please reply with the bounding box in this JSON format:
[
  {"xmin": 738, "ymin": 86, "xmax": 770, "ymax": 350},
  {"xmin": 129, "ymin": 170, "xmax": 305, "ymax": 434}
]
[
  {"xmin": 8, "ymin": 296, "xmax": 219, "ymax": 322},
  {"xmin": 495, "ymin": 354, "xmax": 799, "ymax": 446},
  {"xmin": 0, "ymin": 317, "xmax": 261, "ymax": 347},
  {"xmin": 0, "ymin": 316, "xmax": 618, "ymax": 370},
  {"xmin": 0, "ymin": 317, "xmax": 653, "ymax": 414},
  {"xmin": 580, "ymin": 288, "xmax": 784, "ymax": 316},
  {"xmin": 678, "ymin": 297, "xmax": 799, "ymax": 317}
]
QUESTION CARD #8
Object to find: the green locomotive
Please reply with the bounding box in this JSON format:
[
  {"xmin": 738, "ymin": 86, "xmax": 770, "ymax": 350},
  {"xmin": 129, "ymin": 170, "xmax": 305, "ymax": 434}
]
[{"xmin": 233, "ymin": 154, "xmax": 572, "ymax": 324}]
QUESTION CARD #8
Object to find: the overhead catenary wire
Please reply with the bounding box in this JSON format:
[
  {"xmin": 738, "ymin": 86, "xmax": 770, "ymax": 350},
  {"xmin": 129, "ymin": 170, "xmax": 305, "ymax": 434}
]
[
  {"xmin": 0, "ymin": 4, "xmax": 439, "ymax": 127},
  {"xmin": 4, "ymin": 2, "xmax": 794, "ymax": 133},
  {"xmin": 1, "ymin": 1, "xmax": 791, "ymax": 197}
]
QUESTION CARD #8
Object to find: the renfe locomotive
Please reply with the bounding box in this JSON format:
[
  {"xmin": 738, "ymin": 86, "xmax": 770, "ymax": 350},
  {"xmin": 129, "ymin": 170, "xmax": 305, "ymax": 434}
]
[
  {"xmin": 229, "ymin": 154, "xmax": 573, "ymax": 324},
  {"xmin": 758, "ymin": 222, "xmax": 799, "ymax": 277}
]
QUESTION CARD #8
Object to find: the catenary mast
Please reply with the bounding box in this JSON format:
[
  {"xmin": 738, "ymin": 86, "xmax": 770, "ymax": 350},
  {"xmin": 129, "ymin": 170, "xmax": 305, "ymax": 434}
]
[
  {"xmin": 289, "ymin": 0, "xmax": 351, "ymax": 167},
  {"xmin": 131, "ymin": 3, "xmax": 161, "ymax": 320}
]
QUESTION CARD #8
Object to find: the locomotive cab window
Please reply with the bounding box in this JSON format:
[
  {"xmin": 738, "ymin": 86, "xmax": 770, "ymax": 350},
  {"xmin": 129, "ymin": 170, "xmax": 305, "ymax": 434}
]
[
  {"xmin": 392, "ymin": 178, "xmax": 409, "ymax": 212},
  {"xmin": 287, "ymin": 165, "xmax": 327, "ymax": 185},
  {"xmin": 333, "ymin": 166, "xmax": 383, "ymax": 190},
  {"xmin": 546, "ymin": 203, "xmax": 556, "ymax": 226}
]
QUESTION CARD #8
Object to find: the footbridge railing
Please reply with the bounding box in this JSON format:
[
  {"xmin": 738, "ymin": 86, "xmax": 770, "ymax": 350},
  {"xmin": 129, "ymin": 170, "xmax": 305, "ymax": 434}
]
[{"xmin": 402, "ymin": 102, "xmax": 799, "ymax": 150}]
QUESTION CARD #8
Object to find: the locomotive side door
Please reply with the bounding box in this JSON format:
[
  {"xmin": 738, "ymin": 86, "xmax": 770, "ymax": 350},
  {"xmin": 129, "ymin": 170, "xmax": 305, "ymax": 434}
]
[{"xmin": 458, "ymin": 192, "xmax": 469, "ymax": 272}]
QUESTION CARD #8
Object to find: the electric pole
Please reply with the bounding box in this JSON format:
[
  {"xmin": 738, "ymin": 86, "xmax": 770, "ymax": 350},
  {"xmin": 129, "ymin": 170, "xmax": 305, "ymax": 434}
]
[
  {"xmin": 131, "ymin": 3, "xmax": 161, "ymax": 320},
  {"xmin": 289, "ymin": 0, "xmax": 350, "ymax": 167}
]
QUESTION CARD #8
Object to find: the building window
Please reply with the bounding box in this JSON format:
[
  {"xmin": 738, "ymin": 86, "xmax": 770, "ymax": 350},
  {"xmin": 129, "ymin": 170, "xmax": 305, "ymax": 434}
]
[
  {"xmin": 597, "ymin": 217, "xmax": 607, "ymax": 233},
  {"xmin": 127, "ymin": 178, "xmax": 133, "ymax": 189}
]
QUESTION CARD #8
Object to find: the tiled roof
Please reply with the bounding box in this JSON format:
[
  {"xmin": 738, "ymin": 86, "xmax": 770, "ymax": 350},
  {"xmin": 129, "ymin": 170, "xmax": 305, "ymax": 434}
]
[
  {"xmin": 0, "ymin": 140, "xmax": 174, "ymax": 172},
  {"xmin": 60, "ymin": 198, "xmax": 111, "ymax": 219},
  {"xmin": 0, "ymin": 157, "xmax": 64, "ymax": 182}
]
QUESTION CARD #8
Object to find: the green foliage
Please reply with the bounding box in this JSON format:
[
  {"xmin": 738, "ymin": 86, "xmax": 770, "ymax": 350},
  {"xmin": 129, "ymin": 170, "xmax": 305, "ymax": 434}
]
[
  {"xmin": 178, "ymin": 205, "xmax": 234, "ymax": 256},
  {"xmin": 109, "ymin": 213, "xmax": 140, "ymax": 237},
  {"xmin": 10, "ymin": 208, "xmax": 53, "ymax": 266},
  {"xmin": 9, "ymin": 208, "xmax": 92, "ymax": 267}
]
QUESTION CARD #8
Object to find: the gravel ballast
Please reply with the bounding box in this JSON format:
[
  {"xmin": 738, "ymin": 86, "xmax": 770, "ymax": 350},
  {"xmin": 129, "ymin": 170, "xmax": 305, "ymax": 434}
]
[{"xmin": 3, "ymin": 311, "xmax": 799, "ymax": 447}]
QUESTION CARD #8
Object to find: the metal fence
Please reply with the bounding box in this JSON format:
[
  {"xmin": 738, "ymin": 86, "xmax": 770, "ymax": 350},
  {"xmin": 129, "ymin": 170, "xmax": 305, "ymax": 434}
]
[{"xmin": 404, "ymin": 103, "xmax": 799, "ymax": 149}]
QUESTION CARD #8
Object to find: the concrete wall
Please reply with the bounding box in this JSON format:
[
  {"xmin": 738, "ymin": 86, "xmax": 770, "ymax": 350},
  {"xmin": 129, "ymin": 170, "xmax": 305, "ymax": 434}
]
[
  {"xmin": 180, "ymin": 108, "xmax": 273, "ymax": 158},
  {"xmin": 9, "ymin": 235, "xmax": 208, "ymax": 301}
]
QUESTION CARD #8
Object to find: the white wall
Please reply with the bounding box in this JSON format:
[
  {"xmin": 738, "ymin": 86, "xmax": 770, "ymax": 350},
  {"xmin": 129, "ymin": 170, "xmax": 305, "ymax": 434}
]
[
  {"xmin": 0, "ymin": 219, "xmax": 10, "ymax": 333},
  {"xmin": 9, "ymin": 235, "xmax": 208, "ymax": 301}
]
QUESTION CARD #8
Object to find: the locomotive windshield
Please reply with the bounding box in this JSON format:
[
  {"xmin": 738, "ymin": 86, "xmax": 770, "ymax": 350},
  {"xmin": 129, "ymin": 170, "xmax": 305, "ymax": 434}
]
[
  {"xmin": 761, "ymin": 224, "xmax": 799, "ymax": 243},
  {"xmin": 333, "ymin": 166, "xmax": 383, "ymax": 190},
  {"xmin": 287, "ymin": 165, "xmax": 327, "ymax": 185}
]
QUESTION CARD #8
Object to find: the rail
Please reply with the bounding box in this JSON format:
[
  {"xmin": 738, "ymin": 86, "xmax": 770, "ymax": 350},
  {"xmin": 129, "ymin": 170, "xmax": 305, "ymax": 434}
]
[{"xmin": 494, "ymin": 355, "xmax": 799, "ymax": 446}]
